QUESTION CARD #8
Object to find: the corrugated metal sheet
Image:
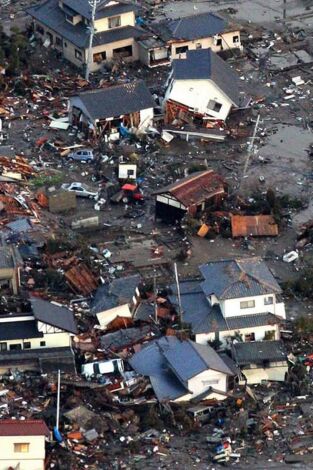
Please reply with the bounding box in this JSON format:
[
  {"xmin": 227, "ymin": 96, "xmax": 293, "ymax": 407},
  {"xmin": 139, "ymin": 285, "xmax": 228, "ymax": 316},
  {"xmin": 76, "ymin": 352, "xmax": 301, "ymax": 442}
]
[
  {"xmin": 231, "ymin": 215, "xmax": 278, "ymax": 238},
  {"xmin": 153, "ymin": 170, "xmax": 226, "ymax": 207}
]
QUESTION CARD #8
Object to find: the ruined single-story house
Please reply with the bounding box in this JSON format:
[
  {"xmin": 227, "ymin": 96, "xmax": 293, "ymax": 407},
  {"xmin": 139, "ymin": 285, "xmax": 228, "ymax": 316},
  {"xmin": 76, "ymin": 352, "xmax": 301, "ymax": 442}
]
[
  {"xmin": 153, "ymin": 170, "xmax": 226, "ymax": 221},
  {"xmin": 0, "ymin": 242, "xmax": 23, "ymax": 295},
  {"xmin": 231, "ymin": 340, "xmax": 288, "ymax": 384},
  {"xmin": 69, "ymin": 80, "xmax": 155, "ymax": 139}
]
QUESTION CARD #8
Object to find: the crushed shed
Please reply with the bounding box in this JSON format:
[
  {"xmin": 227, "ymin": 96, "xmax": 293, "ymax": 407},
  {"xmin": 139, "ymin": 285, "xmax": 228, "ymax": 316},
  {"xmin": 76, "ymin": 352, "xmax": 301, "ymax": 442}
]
[{"xmin": 65, "ymin": 264, "xmax": 98, "ymax": 295}]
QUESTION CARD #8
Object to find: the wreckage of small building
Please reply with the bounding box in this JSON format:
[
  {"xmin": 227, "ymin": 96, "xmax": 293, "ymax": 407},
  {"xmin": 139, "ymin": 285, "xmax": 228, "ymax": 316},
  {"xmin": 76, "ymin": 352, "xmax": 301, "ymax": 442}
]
[
  {"xmin": 164, "ymin": 48, "xmax": 247, "ymax": 125},
  {"xmin": 69, "ymin": 81, "xmax": 155, "ymax": 139},
  {"xmin": 0, "ymin": 238, "xmax": 23, "ymax": 295},
  {"xmin": 153, "ymin": 170, "xmax": 226, "ymax": 222},
  {"xmin": 231, "ymin": 215, "xmax": 279, "ymax": 238},
  {"xmin": 138, "ymin": 12, "xmax": 242, "ymax": 68}
]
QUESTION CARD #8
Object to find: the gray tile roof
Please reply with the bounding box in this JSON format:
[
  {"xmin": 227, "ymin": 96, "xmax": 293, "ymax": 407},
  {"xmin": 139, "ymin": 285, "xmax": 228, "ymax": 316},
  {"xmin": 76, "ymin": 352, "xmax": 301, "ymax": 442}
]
[
  {"xmin": 161, "ymin": 337, "xmax": 233, "ymax": 381},
  {"xmin": 0, "ymin": 247, "xmax": 14, "ymax": 269},
  {"xmin": 72, "ymin": 81, "xmax": 155, "ymax": 121},
  {"xmin": 153, "ymin": 12, "xmax": 225, "ymax": 42},
  {"xmin": 91, "ymin": 274, "xmax": 141, "ymax": 315},
  {"xmin": 99, "ymin": 325, "xmax": 154, "ymax": 351},
  {"xmin": 0, "ymin": 320, "xmax": 43, "ymax": 341},
  {"xmin": 200, "ymin": 257, "xmax": 282, "ymax": 300},
  {"xmin": 31, "ymin": 298, "xmax": 77, "ymax": 334},
  {"xmin": 129, "ymin": 339, "xmax": 188, "ymax": 401},
  {"xmin": 172, "ymin": 48, "xmax": 240, "ymax": 106},
  {"xmin": 63, "ymin": 0, "xmax": 137, "ymax": 20},
  {"xmin": 232, "ymin": 340, "xmax": 287, "ymax": 366},
  {"xmin": 27, "ymin": 0, "xmax": 141, "ymax": 49},
  {"xmin": 7, "ymin": 218, "xmax": 32, "ymax": 233}
]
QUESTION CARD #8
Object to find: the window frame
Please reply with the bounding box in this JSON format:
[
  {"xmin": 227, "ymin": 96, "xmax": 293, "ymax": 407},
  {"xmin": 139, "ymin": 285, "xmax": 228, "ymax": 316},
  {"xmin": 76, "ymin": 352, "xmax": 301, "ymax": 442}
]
[
  {"xmin": 75, "ymin": 49, "xmax": 83, "ymax": 61},
  {"xmin": 264, "ymin": 296, "xmax": 274, "ymax": 305},
  {"xmin": 14, "ymin": 443, "xmax": 30, "ymax": 453},
  {"xmin": 40, "ymin": 341, "xmax": 46, "ymax": 347},
  {"xmin": 108, "ymin": 15, "xmax": 121, "ymax": 29},
  {"xmin": 240, "ymin": 300, "xmax": 256, "ymax": 309},
  {"xmin": 175, "ymin": 45, "xmax": 189, "ymax": 55}
]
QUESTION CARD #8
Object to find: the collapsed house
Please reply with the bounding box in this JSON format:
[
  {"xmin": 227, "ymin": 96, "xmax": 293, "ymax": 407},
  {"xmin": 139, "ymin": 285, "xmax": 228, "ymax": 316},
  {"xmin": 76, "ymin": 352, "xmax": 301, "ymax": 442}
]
[
  {"xmin": 129, "ymin": 336, "xmax": 235, "ymax": 402},
  {"xmin": 69, "ymin": 81, "xmax": 155, "ymax": 139},
  {"xmin": 0, "ymin": 240, "xmax": 23, "ymax": 295},
  {"xmin": 164, "ymin": 48, "xmax": 242, "ymax": 124},
  {"xmin": 27, "ymin": 0, "xmax": 145, "ymax": 71},
  {"xmin": 232, "ymin": 341, "xmax": 288, "ymax": 384},
  {"xmin": 153, "ymin": 170, "xmax": 226, "ymax": 222},
  {"xmin": 138, "ymin": 11, "xmax": 242, "ymax": 67},
  {"xmin": 91, "ymin": 275, "xmax": 141, "ymax": 329},
  {"xmin": 0, "ymin": 298, "xmax": 77, "ymax": 373},
  {"xmin": 231, "ymin": 215, "xmax": 279, "ymax": 238},
  {"xmin": 169, "ymin": 257, "xmax": 286, "ymax": 383}
]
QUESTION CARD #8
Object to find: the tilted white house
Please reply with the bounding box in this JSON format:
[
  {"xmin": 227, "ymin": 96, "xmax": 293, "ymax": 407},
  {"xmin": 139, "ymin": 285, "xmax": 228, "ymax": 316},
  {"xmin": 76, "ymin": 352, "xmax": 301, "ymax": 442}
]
[
  {"xmin": 164, "ymin": 48, "xmax": 242, "ymax": 123},
  {"xmin": 129, "ymin": 336, "xmax": 235, "ymax": 402}
]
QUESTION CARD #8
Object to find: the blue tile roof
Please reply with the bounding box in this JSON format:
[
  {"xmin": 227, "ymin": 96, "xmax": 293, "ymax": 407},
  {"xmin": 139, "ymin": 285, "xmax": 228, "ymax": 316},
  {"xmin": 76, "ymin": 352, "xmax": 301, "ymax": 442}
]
[{"xmin": 153, "ymin": 12, "xmax": 225, "ymax": 42}]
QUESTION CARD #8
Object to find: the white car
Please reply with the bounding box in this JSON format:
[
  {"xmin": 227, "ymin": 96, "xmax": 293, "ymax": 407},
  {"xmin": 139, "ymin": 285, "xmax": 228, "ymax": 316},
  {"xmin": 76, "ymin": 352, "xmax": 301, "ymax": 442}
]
[
  {"xmin": 61, "ymin": 182, "xmax": 98, "ymax": 199},
  {"xmin": 82, "ymin": 359, "xmax": 124, "ymax": 379}
]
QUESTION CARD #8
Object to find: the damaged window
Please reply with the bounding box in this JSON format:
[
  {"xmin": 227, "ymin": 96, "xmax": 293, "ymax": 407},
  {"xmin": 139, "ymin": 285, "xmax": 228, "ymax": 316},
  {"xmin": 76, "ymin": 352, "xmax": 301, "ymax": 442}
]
[
  {"xmin": 244, "ymin": 332, "xmax": 255, "ymax": 342},
  {"xmin": 233, "ymin": 35, "xmax": 240, "ymax": 43},
  {"xmin": 175, "ymin": 46, "xmax": 188, "ymax": 55},
  {"xmin": 207, "ymin": 100, "xmax": 222, "ymax": 113},
  {"xmin": 75, "ymin": 49, "xmax": 83, "ymax": 61},
  {"xmin": 264, "ymin": 296, "xmax": 273, "ymax": 305},
  {"xmin": 93, "ymin": 51, "xmax": 107, "ymax": 63},
  {"xmin": 240, "ymin": 300, "xmax": 255, "ymax": 309},
  {"xmin": 0, "ymin": 342, "xmax": 7, "ymax": 351}
]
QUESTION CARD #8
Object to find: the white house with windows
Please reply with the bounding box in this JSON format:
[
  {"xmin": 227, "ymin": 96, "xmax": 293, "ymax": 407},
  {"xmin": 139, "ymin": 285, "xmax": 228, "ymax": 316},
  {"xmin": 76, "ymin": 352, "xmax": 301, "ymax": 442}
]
[
  {"xmin": 164, "ymin": 48, "xmax": 242, "ymax": 123},
  {"xmin": 0, "ymin": 419, "xmax": 49, "ymax": 470},
  {"xmin": 170, "ymin": 257, "xmax": 286, "ymax": 348},
  {"xmin": 0, "ymin": 298, "xmax": 77, "ymax": 373}
]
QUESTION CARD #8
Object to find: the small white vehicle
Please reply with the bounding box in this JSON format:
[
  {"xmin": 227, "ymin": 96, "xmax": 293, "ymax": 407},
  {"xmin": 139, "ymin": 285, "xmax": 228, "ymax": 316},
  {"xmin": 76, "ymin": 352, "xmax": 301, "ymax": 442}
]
[
  {"xmin": 61, "ymin": 182, "xmax": 98, "ymax": 199},
  {"xmin": 283, "ymin": 251, "xmax": 299, "ymax": 263},
  {"xmin": 82, "ymin": 358, "xmax": 124, "ymax": 379}
]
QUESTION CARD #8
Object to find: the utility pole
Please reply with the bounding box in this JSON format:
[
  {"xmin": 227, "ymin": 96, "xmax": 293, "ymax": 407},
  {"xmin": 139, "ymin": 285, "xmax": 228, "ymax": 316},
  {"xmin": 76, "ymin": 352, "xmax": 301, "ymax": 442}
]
[
  {"xmin": 242, "ymin": 114, "xmax": 260, "ymax": 179},
  {"xmin": 283, "ymin": 0, "xmax": 287, "ymax": 20},
  {"xmin": 85, "ymin": 0, "xmax": 100, "ymax": 81},
  {"xmin": 153, "ymin": 271, "xmax": 158, "ymax": 324},
  {"xmin": 56, "ymin": 369, "xmax": 61, "ymax": 430},
  {"xmin": 174, "ymin": 263, "xmax": 183, "ymax": 327}
]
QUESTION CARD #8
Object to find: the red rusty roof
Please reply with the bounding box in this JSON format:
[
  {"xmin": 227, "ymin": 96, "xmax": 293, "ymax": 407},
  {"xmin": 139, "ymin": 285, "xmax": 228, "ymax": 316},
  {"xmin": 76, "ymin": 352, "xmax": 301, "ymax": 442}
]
[
  {"xmin": 0, "ymin": 419, "xmax": 49, "ymax": 436},
  {"xmin": 153, "ymin": 170, "xmax": 226, "ymax": 207},
  {"xmin": 231, "ymin": 215, "xmax": 279, "ymax": 238},
  {"xmin": 65, "ymin": 263, "xmax": 98, "ymax": 295}
]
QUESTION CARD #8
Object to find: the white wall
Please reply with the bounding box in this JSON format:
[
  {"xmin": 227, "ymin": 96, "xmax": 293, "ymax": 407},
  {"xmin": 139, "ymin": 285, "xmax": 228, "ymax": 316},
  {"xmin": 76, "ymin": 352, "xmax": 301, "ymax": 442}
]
[
  {"xmin": 96, "ymin": 304, "xmax": 131, "ymax": 328},
  {"xmin": 221, "ymin": 295, "xmax": 286, "ymax": 319},
  {"xmin": 196, "ymin": 323, "xmax": 280, "ymax": 347},
  {"xmin": 139, "ymin": 108, "xmax": 154, "ymax": 130},
  {"xmin": 241, "ymin": 362, "xmax": 288, "ymax": 384},
  {"xmin": 0, "ymin": 435, "xmax": 45, "ymax": 470},
  {"xmin": 174, "ymin": 368, "xmax": 228, "ymax": 402},
  {"xmin": 164, "ymin": 79, "xmax": 233, "ymax": 121}
]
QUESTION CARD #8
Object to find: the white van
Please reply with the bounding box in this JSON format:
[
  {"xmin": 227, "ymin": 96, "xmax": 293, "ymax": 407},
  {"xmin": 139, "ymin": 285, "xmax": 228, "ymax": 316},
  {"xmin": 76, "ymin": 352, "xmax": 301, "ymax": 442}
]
[{"xmin": 82, "ymin": 359, "xmax": 124, "ymax": 379}]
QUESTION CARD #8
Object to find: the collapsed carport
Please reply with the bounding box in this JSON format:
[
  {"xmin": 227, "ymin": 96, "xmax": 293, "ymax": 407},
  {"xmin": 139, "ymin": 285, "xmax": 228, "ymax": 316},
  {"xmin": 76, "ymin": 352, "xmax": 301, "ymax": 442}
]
[{"xmin": 152, "ymin": 170, "xmax": 226, "ymax": 223}]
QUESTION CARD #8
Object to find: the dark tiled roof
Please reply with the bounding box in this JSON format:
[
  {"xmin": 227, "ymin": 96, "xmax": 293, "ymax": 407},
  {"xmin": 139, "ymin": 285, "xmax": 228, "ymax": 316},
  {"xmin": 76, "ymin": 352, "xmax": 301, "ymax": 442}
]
[
  {"xmin": 153, "ymin": 12, "xmax": 225, "ymax": 42},
  {"xmin": 200, "ymin": 257, "xmax": 282, "ymax": 300},
  {"xmin": 27, "ymin": 0, "xmax": 140, "ymax": 49},
  {"xmin": 63, "ymin": 0, "xmax": 137, "ymax": 20},
  {"xmin": 100, "ymin": 325, "xmax": 154, "ymax": 351},
  {"xmin": 91, "ymin": 274, "xmax": 141, "ymax": 315},
  {"xmin": 0, "ymin": 320, "xmax": 43, "ymax": 341},
  {"xmin": 0, "ymin": 347, "xmax": 75, "ymax": 373},
  {"xmin": 74, "ymin": 81, "xmax": 155, "ymax": 121},
  {"xmin": 0, "ymin": 247, "xmax": 14, "ymax": 269},
  {"xmin": 31, "ymin": 298, "xmax": 77, "ymax": 334},
  {"xmin": 0, "ymin": 420, "xmax": 49, "ymax": 437},
  {"xmin": 172, "ymin": 49, "xmax": 240, "ymax": 106},
  {"xmin": 232, "ymin": 340, "xmax": 287, "ymax": 366}
]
